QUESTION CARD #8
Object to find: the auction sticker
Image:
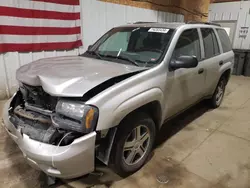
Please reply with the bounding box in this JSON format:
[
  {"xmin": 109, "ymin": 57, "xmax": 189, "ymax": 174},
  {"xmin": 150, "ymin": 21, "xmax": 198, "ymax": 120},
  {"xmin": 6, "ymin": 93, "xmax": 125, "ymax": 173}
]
[{"xmin": 148, "ymin": 28, "xmax": 169, "ymax": 33}]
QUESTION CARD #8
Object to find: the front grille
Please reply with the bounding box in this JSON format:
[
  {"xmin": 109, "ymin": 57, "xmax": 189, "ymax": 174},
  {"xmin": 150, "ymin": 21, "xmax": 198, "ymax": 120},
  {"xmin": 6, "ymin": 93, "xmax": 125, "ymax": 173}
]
[{"xmin": 20, "ymin": 84, "xmax": 58, "ymax": 111}]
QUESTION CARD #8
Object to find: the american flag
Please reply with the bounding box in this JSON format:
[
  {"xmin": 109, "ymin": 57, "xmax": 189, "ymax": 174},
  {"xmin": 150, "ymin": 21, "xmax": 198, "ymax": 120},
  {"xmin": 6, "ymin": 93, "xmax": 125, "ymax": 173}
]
[{"xmin": 0, "ymin": 0, "xmax": 82, "ymax": 53}]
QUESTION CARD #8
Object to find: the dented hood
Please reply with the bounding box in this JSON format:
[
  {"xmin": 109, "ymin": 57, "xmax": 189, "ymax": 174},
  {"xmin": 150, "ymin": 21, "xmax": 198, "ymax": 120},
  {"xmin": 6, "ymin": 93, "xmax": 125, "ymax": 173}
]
[{"xmin": 16, "ymin": 56, "xmax": 146, "ymax": 97}]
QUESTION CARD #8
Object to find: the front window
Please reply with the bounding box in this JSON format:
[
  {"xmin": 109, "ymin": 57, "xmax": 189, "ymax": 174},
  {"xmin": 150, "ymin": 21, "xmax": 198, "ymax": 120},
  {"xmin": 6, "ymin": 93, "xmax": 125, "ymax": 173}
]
[
  {"xmin": 85, "ymin": 27, "xmax": 175, "ymax": 67},
  {"xmin": 173, "ymin": 29, "xmax": 201, "ymax": 61}
]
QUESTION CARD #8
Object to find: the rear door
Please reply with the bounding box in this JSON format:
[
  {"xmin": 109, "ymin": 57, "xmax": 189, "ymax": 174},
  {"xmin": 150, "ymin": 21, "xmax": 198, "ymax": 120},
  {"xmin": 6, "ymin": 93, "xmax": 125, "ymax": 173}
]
[
  {"xmin": 216, "ymin": 28, "xmax": 234, "ymax": 77},
  {"xmin": 199, "ymin": 28, "xmax": 222, "ymax": 96}
]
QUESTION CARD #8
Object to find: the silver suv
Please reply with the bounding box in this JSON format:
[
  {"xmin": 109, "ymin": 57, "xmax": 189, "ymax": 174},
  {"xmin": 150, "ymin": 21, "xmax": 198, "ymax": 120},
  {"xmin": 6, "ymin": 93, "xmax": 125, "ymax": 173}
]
[{"xmin": 2, "ymin": 22, "xmax": 234, "ymax": 179}]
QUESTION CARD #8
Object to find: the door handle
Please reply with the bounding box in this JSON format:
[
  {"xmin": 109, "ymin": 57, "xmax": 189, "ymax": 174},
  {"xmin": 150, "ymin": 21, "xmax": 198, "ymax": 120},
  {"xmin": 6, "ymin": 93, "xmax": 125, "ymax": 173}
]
[
  {"xmin": 219, "ymin": 61, "xmax": 224, "ymax": 66},
  {"xmin": 198, "ymin": 68, "xmax": 204, "ymax": 74}
]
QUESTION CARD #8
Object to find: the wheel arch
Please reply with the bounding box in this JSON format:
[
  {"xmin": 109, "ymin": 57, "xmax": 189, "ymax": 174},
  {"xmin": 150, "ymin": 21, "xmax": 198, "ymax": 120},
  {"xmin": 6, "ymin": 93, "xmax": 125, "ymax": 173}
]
[
  {"xmin": 221, "ymin": 68, "xmax": 231, "ymax": 85},
  {"xmin": 96, "ymin": 100, "xmax": 163, "ymax": 166},
  {"xmin": 120, "ymin": 100, "xmax": 162, "ymax": 131},
  {"xmin": 109, "ymin": 88, "xmax": 164, "ymax": 130}
]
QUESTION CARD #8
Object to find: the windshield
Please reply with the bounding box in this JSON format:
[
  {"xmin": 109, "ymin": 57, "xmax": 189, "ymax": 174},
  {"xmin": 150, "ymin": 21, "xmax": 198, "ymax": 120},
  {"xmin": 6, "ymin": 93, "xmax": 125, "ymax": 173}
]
[{"xmin": 85, "ymin": 27, "xmax": 174, "ymax": 67}]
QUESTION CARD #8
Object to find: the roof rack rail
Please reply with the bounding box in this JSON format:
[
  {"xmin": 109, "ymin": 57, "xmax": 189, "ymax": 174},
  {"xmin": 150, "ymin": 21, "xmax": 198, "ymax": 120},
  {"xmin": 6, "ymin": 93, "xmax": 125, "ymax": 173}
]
[
  {"xmin": 133, "ymin": 21, "xmax": 157, "ymax": 24},
  {"xmin": 187, "ymin": 21, "xmax": 221, "ymax": 27}
]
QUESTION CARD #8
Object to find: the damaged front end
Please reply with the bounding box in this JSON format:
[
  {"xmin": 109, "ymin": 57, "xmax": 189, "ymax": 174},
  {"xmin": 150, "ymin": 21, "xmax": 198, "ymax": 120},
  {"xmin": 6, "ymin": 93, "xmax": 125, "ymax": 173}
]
[{"xmin": 9, "ymin": 84, "xmax": 99, "ymax": 146}]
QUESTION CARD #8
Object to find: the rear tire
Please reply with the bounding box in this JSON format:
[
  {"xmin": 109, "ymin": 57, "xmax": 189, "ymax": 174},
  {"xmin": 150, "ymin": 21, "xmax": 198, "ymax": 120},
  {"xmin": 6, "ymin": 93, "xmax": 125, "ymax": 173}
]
[
  {"xmin": 110, "ymin": 112, "xmax": 156, "ymax": 177},
  {"xmin": 209, "ymin": 77, "xmax": 226, "ymax": 108}
]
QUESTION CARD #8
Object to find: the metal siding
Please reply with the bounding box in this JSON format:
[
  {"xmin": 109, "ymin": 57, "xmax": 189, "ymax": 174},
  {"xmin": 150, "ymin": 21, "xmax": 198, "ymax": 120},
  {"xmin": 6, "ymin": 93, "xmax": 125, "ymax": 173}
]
[
  {"xmin": 177, "ymin": 14, "xmax": 184, "ymax": 22},
  {"xmin": 81, "ymin": 0, "xmax": 183, "ymax": 50},
  {"xmin": 215, "ymin": 12, "xmax": 223, "ymax": 21},
  {"xmin": 242, "ymin": 13, "xmax": 250, "ymax": 49},
  {"xmin": 240, "ymin": 2, "xmax": 250, "ymax": 50},
  {"xmin": 0, "ymin": 0, "xmax": 183, "ymax": 99},
  {"xmin": 209, "ymin": 2, "xmax": 241, "ymax": 18},
  {"xmin": 234, "ymin": 11, "xmax": 248, "ymax": 49},
  {"xmin": 230, "ymin": 12, "xmax": 239, "ymax": 21},
  {"xmin": 209, "ymin": 1, "xmax": 250, "ymax": 50},
  {"xmin": 222, "ymin": 12, "xmax": 231, "ymax": 21}
]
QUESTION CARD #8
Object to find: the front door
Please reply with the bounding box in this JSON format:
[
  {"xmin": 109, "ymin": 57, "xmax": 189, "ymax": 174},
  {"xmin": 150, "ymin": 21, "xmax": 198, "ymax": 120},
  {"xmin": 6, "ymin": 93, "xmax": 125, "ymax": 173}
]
[{"xmin": 164, "ymin": 28, "xmax": 206, "ymax": 119}]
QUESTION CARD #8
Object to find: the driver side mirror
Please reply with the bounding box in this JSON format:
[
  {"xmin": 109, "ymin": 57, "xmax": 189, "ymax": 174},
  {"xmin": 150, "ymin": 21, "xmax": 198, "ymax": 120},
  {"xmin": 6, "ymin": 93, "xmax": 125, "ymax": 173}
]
[
  {"xmin": 87, "ymin": 44, "xmax": 93, "ymax": 51},
  {"xmin": 170, "ymin": 56, "xmax": 198, "ymax": 70}
]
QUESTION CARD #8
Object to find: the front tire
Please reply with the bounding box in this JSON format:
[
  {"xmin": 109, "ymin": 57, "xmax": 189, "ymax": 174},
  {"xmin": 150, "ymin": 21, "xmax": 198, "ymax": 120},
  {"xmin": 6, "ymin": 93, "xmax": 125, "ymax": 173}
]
[
  {"xmin": 110, "ymin": 112, "xmax": 156, "ymax": 177},
  {"xmin": 209, "ymin": 77, "xmax": 226, "ymax": 108}
]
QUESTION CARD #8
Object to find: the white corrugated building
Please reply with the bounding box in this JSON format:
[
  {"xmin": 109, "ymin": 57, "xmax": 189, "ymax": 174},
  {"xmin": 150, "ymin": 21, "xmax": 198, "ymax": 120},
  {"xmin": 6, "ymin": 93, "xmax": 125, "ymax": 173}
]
[
  {"xmin": 209, "ymin": 1, "xmax": 250, "ymax": 50},
  {"xmin": 209, "ymin": 0, "xmax": 250, "ymax": 76}
]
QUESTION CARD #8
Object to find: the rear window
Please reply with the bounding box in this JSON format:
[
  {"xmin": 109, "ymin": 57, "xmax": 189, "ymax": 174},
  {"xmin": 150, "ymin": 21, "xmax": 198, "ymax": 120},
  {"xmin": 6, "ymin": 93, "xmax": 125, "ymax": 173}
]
[
  {"xmin": 201, "ymin": 28, "xmax": 220, "ymax": 59},
  {"xmin": 216, "ymin": 29, "xmax": 232, "ymax": 52}
]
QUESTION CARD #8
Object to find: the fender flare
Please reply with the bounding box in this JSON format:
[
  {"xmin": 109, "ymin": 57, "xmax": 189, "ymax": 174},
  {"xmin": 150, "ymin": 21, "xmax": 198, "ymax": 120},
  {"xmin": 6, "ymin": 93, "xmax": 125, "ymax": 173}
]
[
  {"xmin": 96, "ymin": 88, "xmax": 164, "ymax": 165},
  {"xmin": 112, "ymin": 88, "xmax": 164, "ymax": 126}
]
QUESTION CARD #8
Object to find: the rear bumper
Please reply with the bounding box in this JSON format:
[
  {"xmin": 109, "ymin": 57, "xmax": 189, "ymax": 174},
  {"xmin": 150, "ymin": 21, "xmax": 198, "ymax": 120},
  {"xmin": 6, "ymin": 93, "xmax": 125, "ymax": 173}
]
[{"xmin": 2, "ymin": 100, "xmax": 96, "ymax": 179}]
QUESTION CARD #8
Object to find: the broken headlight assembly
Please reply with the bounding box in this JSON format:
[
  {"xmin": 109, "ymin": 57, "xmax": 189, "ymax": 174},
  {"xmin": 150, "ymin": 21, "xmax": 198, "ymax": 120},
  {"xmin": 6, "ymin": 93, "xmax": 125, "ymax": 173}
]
[{"xmin": 52, "ymin": 100, "xmax": 99, "ymax": 134}]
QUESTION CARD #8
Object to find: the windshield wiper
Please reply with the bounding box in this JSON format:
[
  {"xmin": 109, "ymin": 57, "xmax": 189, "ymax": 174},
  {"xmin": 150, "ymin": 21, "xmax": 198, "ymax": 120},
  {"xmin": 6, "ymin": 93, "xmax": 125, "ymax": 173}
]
[
  {"xmin": 117, "ymin": 55, "xmax": 140, "ymax": 66},
  {"xmin": 86, "ymin": 50, "xmax": 103, "ymax": 60},
  {"xmin": 103, "ymin": 54, "xmax": 139, "ymax": 66}
]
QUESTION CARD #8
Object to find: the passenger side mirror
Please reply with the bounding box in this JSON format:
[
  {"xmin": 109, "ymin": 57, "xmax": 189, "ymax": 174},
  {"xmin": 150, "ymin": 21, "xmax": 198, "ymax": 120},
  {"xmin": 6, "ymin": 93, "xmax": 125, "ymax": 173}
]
[{"xmin": 170, "ymin": 56, "xmax": 198, "ymax": 70}]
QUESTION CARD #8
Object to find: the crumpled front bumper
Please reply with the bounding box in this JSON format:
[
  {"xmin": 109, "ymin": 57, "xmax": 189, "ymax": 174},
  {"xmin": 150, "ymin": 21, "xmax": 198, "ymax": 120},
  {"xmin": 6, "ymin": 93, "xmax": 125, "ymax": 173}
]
[{"xmin": 2, "ymin": 99, "xmax": 96, "ymax": 179}]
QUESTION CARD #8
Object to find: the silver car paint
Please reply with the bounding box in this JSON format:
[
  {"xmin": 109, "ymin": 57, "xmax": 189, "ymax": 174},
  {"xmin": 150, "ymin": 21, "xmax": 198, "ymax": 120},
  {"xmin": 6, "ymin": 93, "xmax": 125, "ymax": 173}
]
[
  {"xmin": 16, "ymin": 56, "xmax": 146, "ymax": 97},
  {"xmin": 87, "ymin": 24, "xmax": 234, "ymax": 131},
  {"xmin": 3, "ymin": 23, "xmax": 234, "ymax": 178}
]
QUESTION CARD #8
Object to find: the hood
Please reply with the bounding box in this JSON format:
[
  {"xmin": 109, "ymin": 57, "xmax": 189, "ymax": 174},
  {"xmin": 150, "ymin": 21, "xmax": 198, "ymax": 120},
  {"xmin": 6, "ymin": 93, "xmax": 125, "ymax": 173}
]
[{"xmin": 17, "ymin": 56, "xmax": 146, "ymax": 97}]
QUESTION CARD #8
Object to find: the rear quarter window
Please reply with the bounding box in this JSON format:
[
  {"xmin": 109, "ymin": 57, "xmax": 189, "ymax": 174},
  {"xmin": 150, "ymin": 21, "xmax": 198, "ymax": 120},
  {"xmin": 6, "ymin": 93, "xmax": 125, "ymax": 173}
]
[{"xmin": 216, "ymin": 29, "xmax": 232, "ymax": 53}]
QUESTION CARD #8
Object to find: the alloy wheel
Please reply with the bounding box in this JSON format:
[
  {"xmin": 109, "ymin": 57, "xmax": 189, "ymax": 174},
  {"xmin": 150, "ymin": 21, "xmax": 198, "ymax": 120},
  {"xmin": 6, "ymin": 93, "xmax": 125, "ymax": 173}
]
[
  {"xmin": 215, "ymin": 80, "xmax": 225, "ymax": 105},
  {"xmin": 123, "ymin": 125, "xmax": 150, "ymax": 166}
]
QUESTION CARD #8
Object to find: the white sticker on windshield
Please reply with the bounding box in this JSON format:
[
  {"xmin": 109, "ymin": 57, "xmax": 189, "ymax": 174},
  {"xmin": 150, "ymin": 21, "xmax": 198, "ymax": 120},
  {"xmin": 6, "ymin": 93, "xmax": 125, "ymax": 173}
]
[{"xmin": 148, "ymin": 28, "xmax": 169, "ymax": 33}]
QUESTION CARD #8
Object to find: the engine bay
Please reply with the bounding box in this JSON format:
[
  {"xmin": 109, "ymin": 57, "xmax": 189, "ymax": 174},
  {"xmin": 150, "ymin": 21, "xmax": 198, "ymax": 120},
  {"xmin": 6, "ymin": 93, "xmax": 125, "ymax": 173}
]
[{"xmin": 9, "ymin": 87, "xmax": 83, "ymax": 146}]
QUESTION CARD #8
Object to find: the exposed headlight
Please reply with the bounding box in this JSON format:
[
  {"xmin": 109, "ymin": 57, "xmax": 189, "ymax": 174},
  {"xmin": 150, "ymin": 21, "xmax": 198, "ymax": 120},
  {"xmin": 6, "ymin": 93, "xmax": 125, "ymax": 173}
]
[{"xmin": 53, "ymin": 100, "xmax": 98, "ymax": 133}]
